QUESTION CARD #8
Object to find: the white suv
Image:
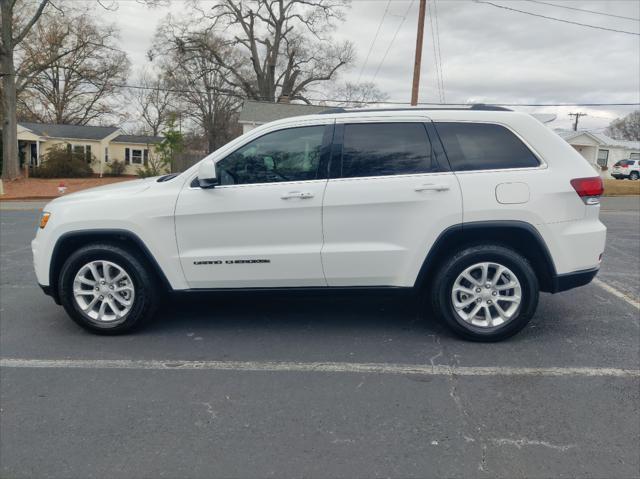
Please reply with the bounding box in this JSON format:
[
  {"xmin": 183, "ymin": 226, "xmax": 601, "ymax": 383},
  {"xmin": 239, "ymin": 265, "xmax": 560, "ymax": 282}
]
[
  {"xmin": 611, "ymin": 159, "xmax": 640, "ymax": 180},
  {"xmin": 32, "ymin": 106, "xmax": 606, "ymax": 341}
]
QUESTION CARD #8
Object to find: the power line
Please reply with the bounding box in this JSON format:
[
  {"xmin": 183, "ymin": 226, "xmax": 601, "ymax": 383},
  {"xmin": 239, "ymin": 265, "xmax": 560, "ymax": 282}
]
[
  {"xmin": 426, "ymin": 0, "xmax": 440, "ymax": 102},
  {"xmin": 357, "ymin": 0, "xmax": 392, "ymax": 83},
  {"xmin": 3, "ymin": 71, "xmax": 640, "ymax": 107},
  {"xmin": 371, "ymin": 0, "xmax": 416, "ymax": 84},
  {"xmin": 432, "ymin": 0, "xmax": 446, "ymax": 103},
  {"xmin": 474, "ymin": 0, "xmax": 640, "ymax": 36},
  {"xmin": 427, "ymin": 0, "xmax": 444, "ymax": 103},
  {"xmin": 522, "ymin": 0, "xmax": 640, "ymax": 22}
]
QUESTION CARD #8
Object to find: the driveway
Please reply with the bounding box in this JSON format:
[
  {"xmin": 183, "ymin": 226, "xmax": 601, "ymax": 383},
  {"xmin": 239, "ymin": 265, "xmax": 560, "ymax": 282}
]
[{"xmin": 1, "ymin": 198, "xmax": 638, "ymax": 478}]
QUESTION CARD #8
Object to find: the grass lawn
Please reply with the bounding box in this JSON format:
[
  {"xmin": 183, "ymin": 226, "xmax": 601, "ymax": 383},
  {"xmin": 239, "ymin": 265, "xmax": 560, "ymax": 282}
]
[
  {"xmin": 604, "ymin": 178, "xmax": 640, "ymax": 196},
  {"xmin": 0, "ymin": 177, "xmax": 136, "ymax": 200}
]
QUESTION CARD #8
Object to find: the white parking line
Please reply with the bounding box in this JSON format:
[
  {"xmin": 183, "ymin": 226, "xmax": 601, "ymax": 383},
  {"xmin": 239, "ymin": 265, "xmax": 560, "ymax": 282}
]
[
  {"xmin": 1, "ymin": 358, "xmax": 638, "ymax": 378},
  {"xmin": 594, "ymin": 278, "xmax": 640, "ymax": 310}
]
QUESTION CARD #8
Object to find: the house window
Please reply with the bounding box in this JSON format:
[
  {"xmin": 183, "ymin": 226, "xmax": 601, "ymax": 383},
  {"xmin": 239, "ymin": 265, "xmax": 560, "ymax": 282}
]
[
  {"xmin": 131, "ymin": 149, "xmax": 143, "ymax": 165},
  {"xmin": 597, "ymin": 149, "xmax": 609, "ymax": 167},
  {"xmin": 72, "ymin": 144, "xmax": 92, "ymax": 163},
  {"xmin": 105, "ymin": 147, "xmax": 109, "ymax": 163},
  {"xmin": 631, "ymin": 152, "xmax": 639, "ymax": 160}
]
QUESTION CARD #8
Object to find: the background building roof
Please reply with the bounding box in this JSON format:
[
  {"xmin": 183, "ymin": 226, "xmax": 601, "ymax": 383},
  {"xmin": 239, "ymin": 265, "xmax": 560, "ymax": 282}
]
[
  {"xmin": 239, "ymin": 100, "xmax": 327, "ymax": 124},
  {"xmin": 112, "ymin": 134, "xmax": 163, "ymax": 144},
  {"xmin": 19, "ymin": 122, "xmax": 119, "ymax": 140},
  {"xmin": 555, "ymin": 129, "xmax": 639, "ymax": 150}
]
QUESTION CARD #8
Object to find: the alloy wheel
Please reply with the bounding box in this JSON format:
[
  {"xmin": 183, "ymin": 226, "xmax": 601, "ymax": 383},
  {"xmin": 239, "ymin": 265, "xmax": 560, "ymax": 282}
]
[
  {"xmin": 451, "ymin": 262, "xmax": 522, "ymax": 328},
  {"xmin": 73, "ymin": 260, "xmax": 135, "ymax": 323}
]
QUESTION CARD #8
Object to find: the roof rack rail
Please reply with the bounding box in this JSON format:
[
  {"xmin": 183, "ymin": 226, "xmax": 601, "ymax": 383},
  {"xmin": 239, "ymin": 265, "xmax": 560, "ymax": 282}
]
[
  {"xmin": 319, "ymin": 107, "xmax": 347, "ymax": 114},
  {"xmin": 318, "ymin": 104, "xmax": 511, "ymax": 114},
  {"xmin": 469, "ymin": 103, "xmax": 512, "ymax": 111}
]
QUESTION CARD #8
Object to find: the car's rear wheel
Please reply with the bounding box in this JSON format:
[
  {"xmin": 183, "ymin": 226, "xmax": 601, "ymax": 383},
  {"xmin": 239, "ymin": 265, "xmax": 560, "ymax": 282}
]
[
  {"xmin": 59, "ymin": 243, "xmax": 159, "ymax": 334},
  {"xmin": 430, "ymin": 244, "xmax": 539, "ymax": 341},
  {"xmin": 630, "ymin": 171, "xmax": 639, "ymax": 181}
]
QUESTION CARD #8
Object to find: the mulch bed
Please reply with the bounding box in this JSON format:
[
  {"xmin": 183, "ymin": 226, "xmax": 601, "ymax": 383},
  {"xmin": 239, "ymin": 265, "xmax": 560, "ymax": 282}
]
[{"xmin": 0, "ymin": 177, "xmax": 137, "ymax": 200}]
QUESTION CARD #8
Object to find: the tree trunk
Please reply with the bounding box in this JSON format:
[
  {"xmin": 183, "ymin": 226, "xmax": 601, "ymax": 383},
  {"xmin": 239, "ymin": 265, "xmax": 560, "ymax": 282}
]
[
  {"xmin": 1, "ymin": 0, "xmax": 20, "ymax": 180},
  {"xmin": 1, "ymin": 64, "xmax": 20, "ymax": 180}
]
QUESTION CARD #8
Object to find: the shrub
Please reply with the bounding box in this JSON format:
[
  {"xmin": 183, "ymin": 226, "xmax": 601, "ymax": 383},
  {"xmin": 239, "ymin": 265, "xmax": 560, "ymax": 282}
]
[
  {"xmin": 136, "ymin": 166, "xmax": 158, "ymax": 178},
  {"xmin": 108, "ymin": 160, "xmax": 125, "ymax": 176},
  {"xmin": 32, "ymin": 145, "xmax": 93, "ymax": 178},
  {"xmin": 136, "ymin": 148, "xmax": 167, "ymax": 178}
]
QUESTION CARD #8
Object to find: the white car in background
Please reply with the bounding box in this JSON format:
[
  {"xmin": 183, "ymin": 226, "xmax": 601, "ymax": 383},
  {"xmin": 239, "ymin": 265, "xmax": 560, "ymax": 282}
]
[
  {"xmin": 611, "ymin": 158, "xmax": 640, "ymax": 180},
  {"xmin": 32, "ymin": 105, "xmax": 606, "ymax": 341}
]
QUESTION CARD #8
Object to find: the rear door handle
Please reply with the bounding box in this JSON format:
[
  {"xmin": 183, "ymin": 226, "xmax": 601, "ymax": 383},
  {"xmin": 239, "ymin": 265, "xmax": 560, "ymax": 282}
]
[
  {"xmin": 415, "ymin": 184, "xmax": 450, "ymax": 192},
  {"xmin": 281, "ymin": 191, "xmax": 314, "ymax": 200}
]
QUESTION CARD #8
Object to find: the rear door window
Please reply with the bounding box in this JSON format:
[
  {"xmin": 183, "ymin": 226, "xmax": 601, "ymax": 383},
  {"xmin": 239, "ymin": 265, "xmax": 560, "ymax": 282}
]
[
  {"xmin": 435, "ymin": 122, "xmax": 540, "ymax": 171},
  {"xmin": 340, "ymin": 123, "xmax": 435, "ymax": 178}
]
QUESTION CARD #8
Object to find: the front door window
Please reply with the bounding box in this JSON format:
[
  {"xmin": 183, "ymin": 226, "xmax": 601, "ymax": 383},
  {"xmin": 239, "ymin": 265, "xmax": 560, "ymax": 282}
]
[{"xmin": 216, "ymin": 126, "xmax": 325, "ymax": 186}]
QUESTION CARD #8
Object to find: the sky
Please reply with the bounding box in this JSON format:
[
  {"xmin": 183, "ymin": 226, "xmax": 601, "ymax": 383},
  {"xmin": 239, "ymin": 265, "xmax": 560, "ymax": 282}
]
[{"xmin": 97, "ymin": 0, "xmax": 640, "ymax": 132}]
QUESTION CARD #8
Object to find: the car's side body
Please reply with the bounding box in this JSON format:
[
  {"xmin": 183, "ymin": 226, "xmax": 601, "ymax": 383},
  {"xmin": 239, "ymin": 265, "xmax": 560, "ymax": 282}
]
[{"xmin": 32, "ymin": 108, "xmax": 606, "ymax": 309}]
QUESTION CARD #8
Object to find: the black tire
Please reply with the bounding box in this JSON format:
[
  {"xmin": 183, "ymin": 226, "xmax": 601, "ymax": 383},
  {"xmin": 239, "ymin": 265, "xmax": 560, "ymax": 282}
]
[
  {"xmin": 630, "ymin": 171, "xmax": 639, "ymax": 181},
  {"xmin": 59, "ymin": 243, "xmax": 159, "ymax": 334},
  {"xmin": 430, "ymin": 244, "xmax": 539, "ymax": 342}
]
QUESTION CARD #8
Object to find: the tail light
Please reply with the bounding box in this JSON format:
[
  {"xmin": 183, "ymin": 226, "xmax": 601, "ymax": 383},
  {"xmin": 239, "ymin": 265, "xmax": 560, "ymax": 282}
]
[{"xmin": 571, "ymin": 177, "xmax": 604, "ymax": 205}]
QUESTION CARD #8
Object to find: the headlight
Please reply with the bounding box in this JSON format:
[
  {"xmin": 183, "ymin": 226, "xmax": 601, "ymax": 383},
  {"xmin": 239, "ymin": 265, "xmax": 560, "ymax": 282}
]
[{"xmin": 39, "ymin": 212, "xmax": 51, "ymax": 229}]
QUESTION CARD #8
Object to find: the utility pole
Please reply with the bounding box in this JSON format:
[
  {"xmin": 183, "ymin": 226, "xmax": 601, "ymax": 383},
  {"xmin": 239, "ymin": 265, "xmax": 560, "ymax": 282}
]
[
  {"xmin": 411, "ymin": 0, "xmax": 427, "ymax": 106},
  {"xmin": 569, "ymin": 112, "xmax": 587, "ymax": 131}
]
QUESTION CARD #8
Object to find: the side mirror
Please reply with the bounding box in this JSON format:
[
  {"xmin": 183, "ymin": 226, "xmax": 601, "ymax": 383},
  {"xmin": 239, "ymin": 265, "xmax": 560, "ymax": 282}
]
[{"xmin": 198, "ymin": 160, "xmax": 218, "ymax": 188}]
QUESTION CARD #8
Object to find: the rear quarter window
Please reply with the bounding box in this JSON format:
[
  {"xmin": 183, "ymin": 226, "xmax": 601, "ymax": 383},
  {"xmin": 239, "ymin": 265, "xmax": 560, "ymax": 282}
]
[{"xmin": 435, "ymin": 122, "xmax": 540, "ymax": 171}]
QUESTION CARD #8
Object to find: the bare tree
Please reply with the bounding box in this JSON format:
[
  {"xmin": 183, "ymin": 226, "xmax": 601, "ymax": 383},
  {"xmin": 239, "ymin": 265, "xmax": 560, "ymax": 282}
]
[
  {"xmin": 155, "ymin": 22, "xmax": 242, "ymax": 152},
  {"xmin": 328, "ymin": 81, "xmax": 389, "ymax": 107},
  {"xmin": 606, "ymin": 110, "xmax": 640, "ymax": 141},
  {"xmin": 1, "ymin": 0, "xmax": 50, "ymax": 179},
  {"xmin": 168, "ymin": 0, "xmax": 354, "ymax": 103},
  {"xmin": 17, "ymin": 13, "xmax": 129, "ymax": 125},
  {"xmin": 128, "ymin": 70, "xmax": 174, "ymax": 136}
]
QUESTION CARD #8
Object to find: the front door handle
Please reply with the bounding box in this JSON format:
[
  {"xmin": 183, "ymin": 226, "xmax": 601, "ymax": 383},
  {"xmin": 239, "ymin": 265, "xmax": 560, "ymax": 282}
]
[
  {"xmin": 415, "ymin": 184, "xmax": 450, "ymax": 192},
  {"xmin": 281, "ymin": 191, "xmax": 314, "ymax": 200}
]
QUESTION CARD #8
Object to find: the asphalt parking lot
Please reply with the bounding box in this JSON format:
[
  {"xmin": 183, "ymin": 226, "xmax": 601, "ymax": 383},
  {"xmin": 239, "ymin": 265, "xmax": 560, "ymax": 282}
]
[{"xmin": 1, "ymin": 198, "xmax": 639, "ymax": 479}]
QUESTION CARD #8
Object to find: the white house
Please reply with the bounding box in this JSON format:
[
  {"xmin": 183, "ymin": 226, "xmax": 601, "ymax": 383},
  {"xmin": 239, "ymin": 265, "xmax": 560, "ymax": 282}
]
[
  {"xmin": 555, "ymin": 129, "xmax": 639, "ymax": 178},
  {"xmin": 238, "ymin": 100, "xmax": 327, "ymax": 134},
  {"xmin": 17, "ymin": 122, "xmax": 163, "ymax": 176}
]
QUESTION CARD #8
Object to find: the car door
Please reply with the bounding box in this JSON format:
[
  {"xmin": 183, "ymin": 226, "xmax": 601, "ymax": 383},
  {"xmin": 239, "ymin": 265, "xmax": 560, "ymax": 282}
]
[
  {"xmin": 175, "ymin": 123, "xmax": 333, "ymax": 289},
  {"xmin": 321, "ymin": 118, "xmax": 463, "ymax": 287}
]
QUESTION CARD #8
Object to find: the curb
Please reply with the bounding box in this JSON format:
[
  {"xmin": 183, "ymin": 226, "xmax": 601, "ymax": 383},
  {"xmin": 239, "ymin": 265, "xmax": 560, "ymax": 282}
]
[{"xmin": 0, "ymin": 197, "xmax": 57, "ymax": 201}]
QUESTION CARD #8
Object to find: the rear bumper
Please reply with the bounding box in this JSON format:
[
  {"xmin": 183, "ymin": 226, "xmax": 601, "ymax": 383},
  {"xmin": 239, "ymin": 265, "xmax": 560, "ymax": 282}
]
[{"xmin": 551, "ymin": 267, "xmax": 599, "ymax": 293}]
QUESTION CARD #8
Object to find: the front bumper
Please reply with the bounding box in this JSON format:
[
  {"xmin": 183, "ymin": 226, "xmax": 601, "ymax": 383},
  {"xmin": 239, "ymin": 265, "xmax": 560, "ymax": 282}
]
[{"xmin": 551, "ymin": 267, "xmax": 599, "ymax": 293}]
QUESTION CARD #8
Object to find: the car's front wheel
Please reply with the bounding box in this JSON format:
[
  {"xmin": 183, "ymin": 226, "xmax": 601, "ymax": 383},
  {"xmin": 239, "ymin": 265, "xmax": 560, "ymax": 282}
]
[
  {"xmin": 630, "ymin": 171, "xmax": 639, "ymax": 181},
  {"xmin": 59, "ymin": 243, "xmax": 159, "ymax": 334},
  {"xmin": 431, "ymin": 244, "xmax": 539, "ymax": 341}
]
